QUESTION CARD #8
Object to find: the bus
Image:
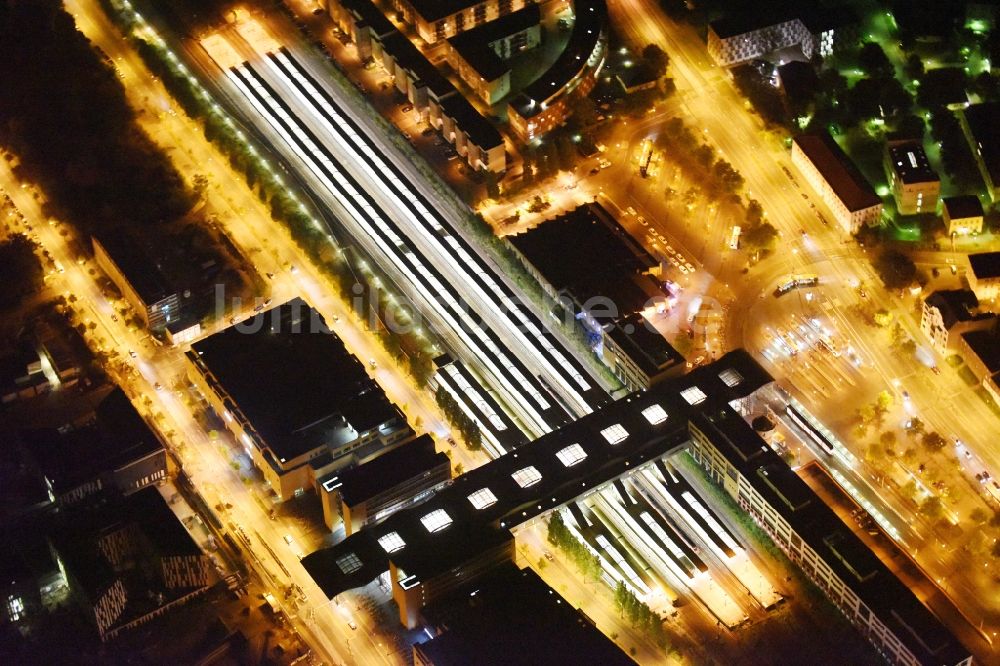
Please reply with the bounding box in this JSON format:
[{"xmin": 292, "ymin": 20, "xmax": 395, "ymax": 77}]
[
  {"xmin": 639, "ymin": 138, "xmax": 654, "ymax": 178},
  {"xmin": 785, "ymin": 404, "xmax": 835, "ymax": 455},
  {"xmin": 728, "ymin": 225, "xmax": 741, "ymax": 250},
  {"xmin": 774, "ymin": 274, "xmax": 819, "ymax": 298}
]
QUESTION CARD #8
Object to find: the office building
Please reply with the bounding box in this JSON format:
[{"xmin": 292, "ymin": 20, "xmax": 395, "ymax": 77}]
[
  {"xmin": 49, "ymin": 488, "xmax": 211, "ymax": 641},
  {"xmin": 329, "ymin": 0, "xmax": 507, "ymax": 172},
  {"xmin": 444, "ymin": 5, "xmax": 542, "ymax": 104},
  {"xmin": 185, "ymin": 299, "xmax": 410, "ymax": 501},
  {"xmin": 959, "ymin": 102, "xmax": 1000, "ymax": 201},
  {"xmin": 21, "ymin": 389, "xmax": 167, "ymax": 506},
  {"xmin": 413, "ymin": 564, "xmax": 630, "ymax": 665},
  {"xmin": 958, "ymin": 325, "xmax": 1000, "ymax": 404},
  {"xmin": 920, "ymin": 289, "xmax": 994, "ymax": 354},
  {"xmin": 319, "ymin": 434, "xmax": 451, "ymax": 534},
  {"xmin": 967, "ymin": 251, "xmax": 1000, "ymax": 301},
  {"xmin": 687, "ymin": 405, "xmax": 972, "ymax": 666},
  {"xmin": 388, "ymin": 0, "xmax": 535, "ymax": 44},
  {"xmin": 92, "ymin": 234, "xmax": 179, "ymax": 331},
  {"xmin": 706, "ymin": 8, "xmax": 858, "ymax": 67},
  {"xmin": 603, "ymin": 313, "xmax": 686, "ymax": 391},
  {"xmin": 302, "ymin": 350, "xmax": 970, "ymax": 664},
  {"xmin": 507, "ymin": 0, "xmax": 608, "ymax": 141},
  {"xmin": 302, "ymin": 351, "xmax": 774, "ymax": 626},
  {"xmin": 0, "ymin": 522, "xmax": 64, "ymax": 626},
  {"xmin": 508, "ymin": 203, "xmax": 662, "ymax": 320},
  {"xmin": 792, "ymin": 132, "xmax": 883, "ymax": 234},
  {"xmin": 884, "ymin": 140, "xmax": 939, "ymax": 215},
  {"xmin": 509, "ymin": 203, "xmax": 682, "ymax": 388},
  {"xmin": 942, "ymin": 196, "xmax": 984, "ymax": 236}
]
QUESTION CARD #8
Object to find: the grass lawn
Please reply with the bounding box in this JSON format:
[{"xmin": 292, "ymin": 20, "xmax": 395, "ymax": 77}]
[
  {"xmin": 977, "ymin": 387, "xmax": 1000, "ymax": 419},
  {"xmin": 958, "ymin": 365, "xmax": 979, "ymax": 386}
]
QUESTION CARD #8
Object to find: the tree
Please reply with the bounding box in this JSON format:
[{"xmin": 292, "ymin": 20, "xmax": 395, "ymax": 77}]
[
  {"xmin": 969, "ymin": 72, "xmax": 1000, "ymax": 103},
  {"xmin": 858, "ymin": 403, "xmax": 877, "ymax": 426},
  {"xmin": 482, "ymin": 169, "xmax": 500, "ymax": 200},
  {"xmin": 858, "ymin": 43, "xmax": 893, "ymax": 78},
  {"xmin": 193, "ymin": 173, "xmax": 210, "ymax": 197},
  {"xmin": 970, "ymin": 508, "xmax": 989, "ymax": 525},
  {"xmin": 918, "ymin": 67, "xmax": 969, "ymax": 110},
  {"xmin": 894, "ymin": 114, "xmax": 926, "ymax": 139},
  {"xmin": 742, "ymin": 222, "xmax": 778, "ymax": 252},
  {"xmin": 818, "ymin": 68, "xmax": 849, "ymax": 100},
  {"xmin": 568, "ymin": 95, "xmax": 599, "ymax": 130},
  {"xmin": 920, "ymin": 496, "xmax": 944, "ymax": 520},
  {"xmin": 879, "ymin": 430, "xmax": 898, "ymax": 456},
  {"xmin": 905, "ymin": 417, "xmax": 926, "ymax": 439},
  {"xmin": 874, "ymin": 249, "xmax": 917, "ymax": 290},
  {"xmin": 876, "ymin": 390, "xmax": 894, "ymax": 412},
  {"xmin": 641, "ymin": 44, "xmax": 670, "ymax": 78},
  {"xmin": 745, "ymin": 199, "xmax": 764, "ymax": 226},
  {"xmin": 922, "ymin": 431, "xmax": 947, "ymax": 452},
  {"xmin": 521, "ymin": 160, "xmax": 535, "ymax": 187},
  {"xmin": 711, "ymin": 159, "xmax": 744, "ymax": 196},
  {"xmin": 0, "ymin": 235, "xmax": 42, "ymax": 310},
  {"xmin": 903, "ymin": 53, "xmax": 924, "ymax": 81},
  {"xmin": 555, "ymin": 134, "xmax": 577, "ymax": 172}
]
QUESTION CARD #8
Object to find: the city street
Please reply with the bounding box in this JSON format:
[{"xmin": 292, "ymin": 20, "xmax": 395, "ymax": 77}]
[
  {"xmin": 15, "ymin": 0, "xmax": 999, "ymax": 661},
  {"xmin": 601, "ymin": 0, "xmax": 1000, "ymax": 649}
]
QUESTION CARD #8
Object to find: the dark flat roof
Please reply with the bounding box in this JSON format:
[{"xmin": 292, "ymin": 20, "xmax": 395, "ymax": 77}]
[
  {"xmin": 92, "ymin": 232, "xmax": 173, "ymax": 305},
  {"xmin": 510, "ymin": 0, "xmax": 607, "ymax": 116},
  {"xmin": 447, "ymin": 5, "xmax": 540, "ymax": 81},
  {"xmin": 605, "ymin": 313, "xmax": 684, "ymax": 377},
  {"xmin": 710, "ymin": 6, "xmax": 857, "ymax": 39},
  {"xmin": 49, "ymin": 487, "xmax": 204, "ymax": 629},
  {"xmin": 794, "ymin": 132, "xmax": 881, "ymax": 212},
  {"xmin": 439, "ymin": 95, "xmax": 504, "ymax": 149},
  {"xmin": 961, "ymin": 328, "xmax": 1000, "ymax": 373},
  {"xmin": 377, "ymin": 30, "xmax": 502, "ymax": 150},
  {"xmin": 450, "ymin": 4, "xmax": 539, "ymax": 49},
  {"xmin": 691, "ymin": 407, "xmax": 769, "ymax": 464},
  {"xmin": 924, "ymin": 289, "xmax": 984, "ymax": 329},
  {"xmin": 886, "ymin": 141, "xmax": 938, "ymax": 184},
  {"xmin": 333, "ymin": 434, "xmax": 448, "ymax": 505},
  {"xmin": 693, "ymin": 403, "xmax": 970, "ymax": 666},
  {"xmin": 776, "ymin": 61, "xmax": 817, "ymax": 99},
  {"xmin": 509, "ymin": 202, "xmax": 659, "ymax": 318},
  {"xmin": 21, "ymin": 389, "xmax": 162, "ymax": 494},
  {"xmin": 921, "ymin": 68, "xmax": 969, "ymax": 106},
  {"xmin": 189, "ymin": 299, "xmax": 399, "ymax": 462},
  {"xmin": 416, "ymin": 564, "xmax": 630, "ymax": 665},
  {"xmin": 709, "ymin": 9, "xmax": 797, "ymax": 39},
  {"xmin": 404, "ymin": 0, "xmax": 482, "ymax": 23},
  {"xmin": 962, "ymin": 102, "xmax": 1000, "ymax": 186},
  {"xmin": 798, "ymin": 6, "xmax": 859, "ymax": 34},
  {"xmin": 969, "ymin": 250, "xmax": 1000, "ymax": 279},
  {"xmin": 943, "ymin": 195, "xmax": 983, "ymax": 219},
  {"xmin": 342, "ymin": 0, "xmax": 395, "ymax": 37},
  {"xmin": 451, "ymin": 44, "xmax": 508, "ymax": 82},
  {"xmin": 302, "ymin": 350, "xmax": 773, "ymax": 595},
  {"xmin": 382, "ymin": 32, "xmax": 454, "ymax": 98}
]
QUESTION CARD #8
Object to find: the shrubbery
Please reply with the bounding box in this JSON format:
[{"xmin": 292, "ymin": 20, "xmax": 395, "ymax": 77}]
[{"xmin": 547, "ymin": 512, "xmax": 602, "ymax": 581}]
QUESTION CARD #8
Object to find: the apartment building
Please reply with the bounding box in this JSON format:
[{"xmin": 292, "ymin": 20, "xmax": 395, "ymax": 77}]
[
  {"xmin": 884, "ymin": 140, "xmax": 939, "ymax": 215},
  {"xmin": 688, "ymin": 405, "xmax": 972, "ymax": 666},
  {"xmin": 792, "ymin": 132, "xmax": 883, "ymax": 234}
]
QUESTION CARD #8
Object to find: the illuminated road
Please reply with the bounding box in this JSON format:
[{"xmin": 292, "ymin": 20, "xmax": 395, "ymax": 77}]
[
  {"xmin": 605, "ymin": 0, "xmax": 1000, "ymax": 650},
  {"xmin": 204, "ymin": 17, "xmax": 611, "ymax": 433},
  {"xmin": 19, "ymin": 2, "xmax": 505, "ymax": 663}
]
